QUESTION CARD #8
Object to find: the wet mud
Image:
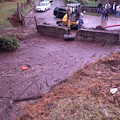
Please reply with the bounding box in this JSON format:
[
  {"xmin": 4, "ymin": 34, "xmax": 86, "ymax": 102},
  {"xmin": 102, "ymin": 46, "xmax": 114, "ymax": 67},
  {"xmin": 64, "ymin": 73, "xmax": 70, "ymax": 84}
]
[
  {"xmin": 0, "ymin": 34, "xmax": 119, "ymax": 119},
  {"xmin": 1, "ymin": 0, "xmax": 120, "ymax": 119}
]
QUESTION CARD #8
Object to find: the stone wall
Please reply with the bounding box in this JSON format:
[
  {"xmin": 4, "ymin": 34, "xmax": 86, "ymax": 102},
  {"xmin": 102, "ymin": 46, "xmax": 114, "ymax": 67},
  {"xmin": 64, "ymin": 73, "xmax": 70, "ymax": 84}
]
[
  {"xmin": 76, "ymin": 29, "xmax": 119, "ymax": 45},
  {"xmin": 82, "ymin": 5, "xmax": 114, "ymax": 14},
  {"xmin": 37, "ymin": 24, "xmax": 119, "ymax": 45},
  {"xmin": 37, "ymin": 24, "xmax": 67, "ymax": 39},
  {"xmin": 82, "ymin": 5, "xmax": 97, "ymax": 13}
]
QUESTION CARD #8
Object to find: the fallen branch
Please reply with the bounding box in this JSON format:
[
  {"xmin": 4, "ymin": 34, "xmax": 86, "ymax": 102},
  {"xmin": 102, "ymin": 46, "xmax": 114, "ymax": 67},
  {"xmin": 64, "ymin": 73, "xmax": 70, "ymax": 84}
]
[{"xmin": 13, "ymin": 94, "xmax": 43, "ymax": 103}]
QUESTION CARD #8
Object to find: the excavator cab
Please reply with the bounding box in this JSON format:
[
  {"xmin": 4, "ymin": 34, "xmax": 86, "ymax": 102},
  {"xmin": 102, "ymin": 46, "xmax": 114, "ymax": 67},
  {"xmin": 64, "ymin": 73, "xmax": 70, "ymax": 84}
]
[{"xmin": 62, "ymin": 3, "xmax": 82, "ymax": 28}]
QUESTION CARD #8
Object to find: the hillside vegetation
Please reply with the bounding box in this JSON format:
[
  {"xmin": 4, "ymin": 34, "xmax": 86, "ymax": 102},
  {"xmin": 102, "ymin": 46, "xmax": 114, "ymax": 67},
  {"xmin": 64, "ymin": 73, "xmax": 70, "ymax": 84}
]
[
  {"xmin": 0, "ymin": 0, "xmax": 23, "ymax": 27},
  {"xmin": 0, "ymin": 0, "xmax": 34, "ymax": 28}
]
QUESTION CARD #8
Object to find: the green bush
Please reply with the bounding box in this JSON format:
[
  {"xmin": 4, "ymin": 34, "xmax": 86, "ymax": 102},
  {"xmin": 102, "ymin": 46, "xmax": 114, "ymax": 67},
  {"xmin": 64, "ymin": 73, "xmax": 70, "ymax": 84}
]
[{"xmin": 0, "ymin": 37, "xmax": 20, "ymax": 52}]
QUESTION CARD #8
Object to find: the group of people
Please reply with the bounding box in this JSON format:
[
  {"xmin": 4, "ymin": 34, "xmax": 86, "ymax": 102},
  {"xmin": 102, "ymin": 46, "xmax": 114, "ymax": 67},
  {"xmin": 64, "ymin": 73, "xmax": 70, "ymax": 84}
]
[
  {"xmin": 77, "ymin": 1, "xmax": 120, "ymax": 30},
  {"xmin": 96, "ymin": 1, "xmax": 120, "ymax": 21}
]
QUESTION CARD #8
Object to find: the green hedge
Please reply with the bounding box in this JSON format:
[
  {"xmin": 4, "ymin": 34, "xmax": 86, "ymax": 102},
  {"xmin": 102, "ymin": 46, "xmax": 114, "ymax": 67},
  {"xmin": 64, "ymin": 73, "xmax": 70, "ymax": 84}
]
[
  {"xmin": 0, "ymin": 37, "xmax": 20, "ymax": 52},
  {"xmin": 65, "ymin": 0, "xmax": 98, "ymax": 6}
]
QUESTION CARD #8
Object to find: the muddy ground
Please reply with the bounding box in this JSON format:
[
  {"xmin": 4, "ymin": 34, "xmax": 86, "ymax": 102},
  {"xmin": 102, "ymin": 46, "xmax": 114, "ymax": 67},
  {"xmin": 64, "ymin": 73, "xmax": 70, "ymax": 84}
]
[
  {"xmin": 0, "ymin": 29, "xmax": 119, "ymax": 119},
  {"xmin": 1, "ymin": 0, "xmax": 120, "ymax": 118},
  {"xmin": 18, "ymin": 52, "xmax": 120, "ymax": 120}
]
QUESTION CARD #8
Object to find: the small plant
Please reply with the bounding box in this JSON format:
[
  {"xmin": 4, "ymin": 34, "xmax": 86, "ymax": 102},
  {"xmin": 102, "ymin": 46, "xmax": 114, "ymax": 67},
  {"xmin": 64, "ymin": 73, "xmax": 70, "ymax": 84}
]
[{"xmin": 0, "ymin": 36, "xmax": 20, "ymax": 52}]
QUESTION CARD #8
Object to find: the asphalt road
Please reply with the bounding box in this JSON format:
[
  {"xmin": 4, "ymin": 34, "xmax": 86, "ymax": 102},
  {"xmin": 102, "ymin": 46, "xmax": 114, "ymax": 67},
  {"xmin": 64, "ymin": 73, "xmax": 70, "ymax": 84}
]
[
  {"xmin": 33, "ymin": 0, "xmax": 65, "ymax": 25},
  {"xmin": 32, "ymin": 0, "xmax": 120, "ymax": 30}
]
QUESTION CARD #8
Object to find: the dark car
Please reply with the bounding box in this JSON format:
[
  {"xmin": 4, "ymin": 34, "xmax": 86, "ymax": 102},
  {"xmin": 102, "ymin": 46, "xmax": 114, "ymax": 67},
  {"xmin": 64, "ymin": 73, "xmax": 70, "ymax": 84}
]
[{"xmin": 53, "ymin": 6, "xmax": 67, "ymax": 18}]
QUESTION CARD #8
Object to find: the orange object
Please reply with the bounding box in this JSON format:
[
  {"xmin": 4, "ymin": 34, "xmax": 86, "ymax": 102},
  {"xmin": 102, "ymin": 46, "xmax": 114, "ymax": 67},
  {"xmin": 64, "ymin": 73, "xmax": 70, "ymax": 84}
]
[{"xmin": 22, "ymin": 67, "xmax": 28, "ymax": 71}]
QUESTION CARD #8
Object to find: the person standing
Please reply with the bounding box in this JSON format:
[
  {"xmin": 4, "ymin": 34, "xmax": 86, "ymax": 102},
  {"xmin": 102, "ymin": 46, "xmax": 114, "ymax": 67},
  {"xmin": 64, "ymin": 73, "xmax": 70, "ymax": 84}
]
[
  {"xmin": 78, "ymin": 15, "xmax": 84, "ymax": 30},
  {"xmin": 116, "ymin": 4, "xmax": 120, "ymax": 17},
  {"xmin": 105, "ymin": 2, "xmax": 111, "ymax": 13},
  {"xmin": 101, "ymin": 8, "xmax": 109, "ymax": 21},
  {"xmin": 111, "ymin": 1, "xmax": 117, "ymax": 15},
  {"xmin": 105, "ymin": 8, "xmax": 109, "ymax": 20},
  {"xmin": 101, "ymin": 8, "xmax": 106, "ymax": 21},
  {"xmin": 96, "ymin": 2, "xmax": 102, "ymax": 13}
]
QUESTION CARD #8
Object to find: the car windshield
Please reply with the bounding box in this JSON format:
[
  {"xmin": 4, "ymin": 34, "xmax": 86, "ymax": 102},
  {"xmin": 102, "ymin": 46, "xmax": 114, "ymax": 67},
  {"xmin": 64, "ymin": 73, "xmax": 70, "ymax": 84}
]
[{"xmin": 39, "ymin": 3, "xmax": 46, "ymax": 6}]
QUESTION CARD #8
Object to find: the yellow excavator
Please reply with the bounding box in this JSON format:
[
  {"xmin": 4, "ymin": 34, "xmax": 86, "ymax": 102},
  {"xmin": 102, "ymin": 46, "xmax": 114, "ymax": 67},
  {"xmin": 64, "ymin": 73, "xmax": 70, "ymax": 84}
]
[
  {"xmin": 62, "ymin": 3, "xmax": 81, "ymax": 28},
  {"xmin": 63, "ymin": 3, "xmax": 81, "ymax": 40}
]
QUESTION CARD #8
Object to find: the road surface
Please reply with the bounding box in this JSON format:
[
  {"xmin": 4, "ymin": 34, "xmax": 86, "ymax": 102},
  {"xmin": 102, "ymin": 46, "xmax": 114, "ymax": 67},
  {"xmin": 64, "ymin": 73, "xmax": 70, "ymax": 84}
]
[
  {"xmin": 32, "ymin": 0, "xmax": 120, "ymax": 31},
  {"xmin": 33, "ymin": 0, "xmax": 65, "ymax": 25}
]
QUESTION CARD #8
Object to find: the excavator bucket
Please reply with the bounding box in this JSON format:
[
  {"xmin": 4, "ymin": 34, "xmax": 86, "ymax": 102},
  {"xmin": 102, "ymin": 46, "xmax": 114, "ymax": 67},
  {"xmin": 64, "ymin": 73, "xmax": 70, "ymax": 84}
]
[
  {"xmin": 64, "ymin": 4, "xmax": 75, "ymax": 41},
  {"xmin": 64, "ymin": 33, "xmax": 75, "ymax": 41}
]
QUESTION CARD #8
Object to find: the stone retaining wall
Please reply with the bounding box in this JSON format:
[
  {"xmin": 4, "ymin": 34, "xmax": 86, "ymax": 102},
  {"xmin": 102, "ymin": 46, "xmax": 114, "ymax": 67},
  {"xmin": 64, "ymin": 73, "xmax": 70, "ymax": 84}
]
[
  {"xmin": 37, "ymin": 24, "xmax": 119, "ymax": 45},
  {"xmin": 82, "ymin": 5, "xmax": 97, "ymax": 13},
  {"xmin": 76, "ymin": 29, "xmax": 119, "ymax": 45},
  {"xmin": 82, "ymin": 5, "xmax": 113, "ymax": 14},
  {"xmin": 37, "ymin": 24, "xmax": 67, "ymax": 39}
]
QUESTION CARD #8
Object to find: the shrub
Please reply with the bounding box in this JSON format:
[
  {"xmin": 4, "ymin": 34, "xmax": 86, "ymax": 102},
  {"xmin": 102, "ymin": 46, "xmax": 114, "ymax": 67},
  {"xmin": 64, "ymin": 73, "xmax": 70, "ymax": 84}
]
[
  {"xmin": 0, "ymin": 37, "xmax": 20, "ymax": 52},
  {"xmin": 68, "ymin": 0, "xmax": 78, "ymax": 3}
]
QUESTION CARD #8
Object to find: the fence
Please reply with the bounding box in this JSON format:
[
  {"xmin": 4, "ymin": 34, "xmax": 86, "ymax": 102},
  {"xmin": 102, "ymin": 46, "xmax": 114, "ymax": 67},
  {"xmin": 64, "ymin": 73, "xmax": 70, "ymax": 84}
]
[{"xmin": 22, "ymin": 16, "xmax": 38, "ymax": 30}]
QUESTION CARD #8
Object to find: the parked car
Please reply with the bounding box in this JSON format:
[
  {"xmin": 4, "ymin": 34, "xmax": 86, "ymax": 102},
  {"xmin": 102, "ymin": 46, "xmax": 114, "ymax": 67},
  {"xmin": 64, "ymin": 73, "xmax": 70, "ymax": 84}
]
[
  {"xmin": 42, "ymin": 0, "xmax": 53, "ymax": 5},
  {"xmin": 53, "ymin": 6, "xmax": 67, "ymax": 18},
  {"xmin": 36, "ymin": 1, "xmax": 51, "ymax": 12}
]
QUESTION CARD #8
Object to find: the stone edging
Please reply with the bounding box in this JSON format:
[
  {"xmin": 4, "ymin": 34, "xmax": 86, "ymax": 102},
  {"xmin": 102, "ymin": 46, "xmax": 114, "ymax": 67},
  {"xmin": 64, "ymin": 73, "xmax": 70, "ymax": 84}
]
[
  {"xmin": 37, "ymin": 24, "xmax": 67, "ymax": 39},
  {"xmin": 76, "ymin": 29, "xmax": 119, "ymax": 45},
  {"xmin": 37, "ymin": 24, "xmax": 120, "ymax": 45}
]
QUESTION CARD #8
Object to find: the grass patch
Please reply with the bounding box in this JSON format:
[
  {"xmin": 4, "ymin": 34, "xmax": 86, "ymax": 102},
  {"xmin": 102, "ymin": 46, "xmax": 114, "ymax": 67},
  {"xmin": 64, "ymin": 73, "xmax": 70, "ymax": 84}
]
[
  {"xmin": 86, "ymin": 1, "xmax": 98, "ymax": 6},
  {"xmin": 85, "ymin": 12, "xmax": 101, "ymax": 16},
  {"xmin": 68, "ymin": 0, "xmax": 78, "ymax": 3},
  {"xmin": 0, "ymin": 0, "xmax": 24, "ymax": 28},
  {"xmin": 21, "ymin": 4, "xmax": 33, "ymax": 14},
  {"xmin": 0, "ymin": 0, "xmax": 35, "ymax": 28},
  {"xmin": 49, "ymin": 97, "xmax": 119, "ymax": 120}
]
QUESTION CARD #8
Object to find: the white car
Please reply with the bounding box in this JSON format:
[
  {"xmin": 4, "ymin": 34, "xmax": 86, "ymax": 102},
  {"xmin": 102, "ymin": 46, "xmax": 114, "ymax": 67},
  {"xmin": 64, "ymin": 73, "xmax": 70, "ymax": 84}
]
[
  {"xmin": 42, "ymin": 0, "xmax": 53, "ymax": 5},
  {"xmin": 36, "ymin": 1, "xmax": 51, "ymax": 12}
]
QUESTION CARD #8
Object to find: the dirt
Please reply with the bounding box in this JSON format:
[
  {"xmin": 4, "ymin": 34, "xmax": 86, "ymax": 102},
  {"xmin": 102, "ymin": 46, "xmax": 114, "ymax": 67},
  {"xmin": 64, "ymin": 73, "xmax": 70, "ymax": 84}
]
[
  {"xmin": 0, "ymin": 28, "xmax": 119, "ymax": 119},
  {"xmin": 1, "ymin": 0, "xmax": 120, "ymax": 118}
]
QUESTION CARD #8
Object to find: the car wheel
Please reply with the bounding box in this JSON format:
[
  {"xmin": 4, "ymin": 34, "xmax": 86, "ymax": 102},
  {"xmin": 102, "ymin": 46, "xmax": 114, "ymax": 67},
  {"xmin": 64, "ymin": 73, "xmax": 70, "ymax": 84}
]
[{"xmin": 44, "ymin": 8, "xmax": 46, "ymax": 12}]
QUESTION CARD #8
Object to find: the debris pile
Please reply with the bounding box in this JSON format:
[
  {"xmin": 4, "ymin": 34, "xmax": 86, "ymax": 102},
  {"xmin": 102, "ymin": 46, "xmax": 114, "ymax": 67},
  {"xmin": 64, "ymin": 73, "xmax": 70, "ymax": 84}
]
[{"xmin": 94, "ymin": 25, "xmax": 105, "ymax": 30}]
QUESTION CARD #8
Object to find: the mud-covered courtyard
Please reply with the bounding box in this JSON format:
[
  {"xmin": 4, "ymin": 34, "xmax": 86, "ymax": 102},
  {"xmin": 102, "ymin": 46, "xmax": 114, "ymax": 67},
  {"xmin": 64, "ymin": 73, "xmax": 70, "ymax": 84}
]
[{"xmin": 0, "ymin": 32, "xmax": 119, "ymax": 119}]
